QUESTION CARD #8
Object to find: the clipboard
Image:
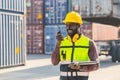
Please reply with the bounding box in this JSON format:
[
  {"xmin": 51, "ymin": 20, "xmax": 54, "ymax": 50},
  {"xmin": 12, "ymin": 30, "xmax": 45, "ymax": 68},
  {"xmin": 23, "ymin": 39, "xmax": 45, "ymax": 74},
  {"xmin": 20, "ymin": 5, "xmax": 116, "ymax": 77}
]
[{"xmin": 73, "ymin": 61, "xmax": 98, "ymax": 65}]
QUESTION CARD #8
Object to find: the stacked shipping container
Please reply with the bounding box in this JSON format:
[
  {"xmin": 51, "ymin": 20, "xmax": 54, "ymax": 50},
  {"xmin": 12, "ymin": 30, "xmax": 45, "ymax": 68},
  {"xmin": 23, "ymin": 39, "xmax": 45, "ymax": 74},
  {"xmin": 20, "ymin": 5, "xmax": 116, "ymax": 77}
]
[
  {"xmin": 44, "ymin": 0, "xmax": 68, "ymax": 25},
  {"xmin": 0, "ymin": 0, "xmax": 24, "ymax": 12},
  {"xmin": 26, "ymin": 0, "xmax": 44, "ymax": 54},
  {"xmin": 44, "ymin": 25, "xmax": 67, "ymax": 54},
  {"xmin": 26, "ymin": 25, "xmax": 43, "ymax": 54},
  {"xmin": 0, "ymin": 0, "xmax": 26, "ymax": 68},
  {"xmin": 26, "ymin": 0, "xmax": 43, "ymax": 25},
  {"xmin": 44, "ymin": 0, "xmax": 68, "ymax": 54},
  {"xmin": 72, "ymin": 0, "xmax": 120, "ymax": 26}
]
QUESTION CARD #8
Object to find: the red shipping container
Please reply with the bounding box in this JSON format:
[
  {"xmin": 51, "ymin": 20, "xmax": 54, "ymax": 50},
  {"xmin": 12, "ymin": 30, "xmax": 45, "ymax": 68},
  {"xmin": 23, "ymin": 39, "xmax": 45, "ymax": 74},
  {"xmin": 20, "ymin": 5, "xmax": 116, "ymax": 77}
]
[
  {"xmin": 26, "ymin": 0, "xmax": 43, "ymax": 25},
  {"xmin": 26, "ymin": 0, "xmax": 44, "ymax": 54},
  {"xmin": 92, "ymin": 23, "xmax": 118, "ymax": 40},
  {"xmin": 81, "ymin": 22, "xmax": 93, "ymax": 39},
  {"xmin": 26, "ymin": 25, "xmax": 44, "ymax": 54},
  {"xmin": 81, "ymin": 22, "xmax": 119, "ymax": 41}
]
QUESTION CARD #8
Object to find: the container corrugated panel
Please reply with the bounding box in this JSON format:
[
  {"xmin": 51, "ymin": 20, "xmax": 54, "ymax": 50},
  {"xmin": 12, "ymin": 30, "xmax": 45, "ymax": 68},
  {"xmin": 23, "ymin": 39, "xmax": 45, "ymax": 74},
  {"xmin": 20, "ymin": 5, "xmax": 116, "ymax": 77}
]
[
  {"xmin": 0, "ymin": 0, "xmax": 1, "ymax": 9},
  {"xmin": 92, "ymin": 23, "xmax": 119, "ymax": 40},
  {"xmin": 26, "ymin": 25, "xmax": 43, "ymax": 54},
  {"xmin": 44, "ymin": 0, "xmax": 68, "ymax": 25},
  {"xmin": 0, "ymin": 0, "xmax": 25, "ymax": 13},
  {"xmin": 72, "ymin": 0, "xmax": 120, "ymax": 26},
  {"xmin": 26, "ymin": 0, "xmax": 43, "ymax": 25},
  {"xmin": 44, "ymin": 25, "xmax": 67, "ymax": 54},
  {"xmin": 113, "ymin": 0, "xmax": 120, "ymax": 18},
  {"xmin": 80, "ymin": 22, "xmax": 119, "ymax": 40},
  {"xmin": 72, "ymin": 0, "xmax": 112, "ymax": 17},
  {"xmin": 0, "ymin": 12, "xmax": 26, "ymax": 68}
]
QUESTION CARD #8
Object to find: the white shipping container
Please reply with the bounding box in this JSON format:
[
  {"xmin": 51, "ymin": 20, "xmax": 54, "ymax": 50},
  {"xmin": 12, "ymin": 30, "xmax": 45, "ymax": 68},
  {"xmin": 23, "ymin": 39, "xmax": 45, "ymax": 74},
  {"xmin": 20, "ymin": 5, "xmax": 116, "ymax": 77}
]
[
  {"xmin": 72, "ymin": 0, "xmax": 120, "ymax": 26},
  {"xmin": 0, "ymin": 0, "xmax": 25, "ymax": 12},
  {"xmin": 0, "ymin": 12, "xmax": 26, "ymax": 68}
]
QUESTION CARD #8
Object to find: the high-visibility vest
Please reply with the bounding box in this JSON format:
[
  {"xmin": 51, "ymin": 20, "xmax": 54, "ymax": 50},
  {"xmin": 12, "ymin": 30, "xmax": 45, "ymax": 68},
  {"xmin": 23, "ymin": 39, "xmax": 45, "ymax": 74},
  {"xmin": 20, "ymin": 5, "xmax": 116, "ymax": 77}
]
[{"xmin": 60, "ymin": 35, "xmax": 90, "ymax": 62}]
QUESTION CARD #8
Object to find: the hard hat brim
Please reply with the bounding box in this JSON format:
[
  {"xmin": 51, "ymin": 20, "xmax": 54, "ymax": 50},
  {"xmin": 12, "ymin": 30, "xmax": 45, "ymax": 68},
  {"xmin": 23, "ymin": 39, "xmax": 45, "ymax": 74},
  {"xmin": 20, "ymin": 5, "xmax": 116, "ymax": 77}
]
[{"xmin": 63, "ymin": 20, "xmax": 83, "ymax": 24}]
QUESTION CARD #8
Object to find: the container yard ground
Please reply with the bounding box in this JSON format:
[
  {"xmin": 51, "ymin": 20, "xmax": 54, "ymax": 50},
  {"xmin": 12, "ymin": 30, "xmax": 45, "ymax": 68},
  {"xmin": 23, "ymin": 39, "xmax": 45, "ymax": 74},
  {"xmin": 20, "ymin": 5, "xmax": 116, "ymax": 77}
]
[{"xmin": 0, "ymin": 54, "xmax": 120, "ymax": 80}]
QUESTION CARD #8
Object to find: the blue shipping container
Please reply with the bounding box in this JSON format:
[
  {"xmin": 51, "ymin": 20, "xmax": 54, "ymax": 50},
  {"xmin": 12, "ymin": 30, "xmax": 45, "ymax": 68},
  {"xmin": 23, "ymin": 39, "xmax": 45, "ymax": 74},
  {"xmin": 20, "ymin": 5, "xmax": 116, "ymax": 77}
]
[
  {"xmin": 44, "ymin": 25, "xmax": 67, "ymax": 54},
  {"xmin": 44, "ymin": 0, "xmax": 68, "ymax": 25}
]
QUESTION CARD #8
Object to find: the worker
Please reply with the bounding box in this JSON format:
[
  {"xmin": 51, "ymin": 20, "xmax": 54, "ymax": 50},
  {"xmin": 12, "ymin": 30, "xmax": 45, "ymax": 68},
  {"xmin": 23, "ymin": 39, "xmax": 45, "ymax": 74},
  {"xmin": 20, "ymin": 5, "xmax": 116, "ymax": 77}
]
[{"xmin": 51, "ymin": 11, "xmax": 99, "ymax": 80}]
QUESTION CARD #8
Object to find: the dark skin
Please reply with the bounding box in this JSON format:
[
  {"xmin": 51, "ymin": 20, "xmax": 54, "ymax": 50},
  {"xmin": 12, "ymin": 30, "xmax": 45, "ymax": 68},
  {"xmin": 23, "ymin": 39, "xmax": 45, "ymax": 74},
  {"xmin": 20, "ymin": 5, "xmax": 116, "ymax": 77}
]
[
  {"xmin": 56, "ymin": 22, "xmax": 81, "ymax": 47},
  {"xmin": 66, "ymin": 22, "xmax": 80, "ymax": 38}
]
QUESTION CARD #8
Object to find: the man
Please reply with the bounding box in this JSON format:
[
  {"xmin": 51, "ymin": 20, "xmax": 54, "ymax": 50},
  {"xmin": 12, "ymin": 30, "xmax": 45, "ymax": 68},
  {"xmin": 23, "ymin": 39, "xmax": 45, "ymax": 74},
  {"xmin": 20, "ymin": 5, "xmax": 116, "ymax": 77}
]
[{"xmin": 51, "ymin": 11, "xmax": 99, "ymax": 80}]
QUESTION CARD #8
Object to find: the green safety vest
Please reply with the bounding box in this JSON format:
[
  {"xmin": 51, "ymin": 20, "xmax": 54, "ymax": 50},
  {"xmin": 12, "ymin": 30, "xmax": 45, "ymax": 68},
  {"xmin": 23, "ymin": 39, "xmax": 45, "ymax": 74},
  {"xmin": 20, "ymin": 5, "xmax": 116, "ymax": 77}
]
[{"xmin": 60, "ymin": 35, "xmax": 90, "ymax": 62}]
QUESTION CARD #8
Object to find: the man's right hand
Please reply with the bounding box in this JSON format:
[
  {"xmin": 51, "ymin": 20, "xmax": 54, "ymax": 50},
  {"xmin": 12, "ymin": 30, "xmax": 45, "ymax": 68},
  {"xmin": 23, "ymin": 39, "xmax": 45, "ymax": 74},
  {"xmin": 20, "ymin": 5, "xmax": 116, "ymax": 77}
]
[
  {"xmin": 56, "ymin": 32, "xmax": 63, "ymax": 48},
  {"xmin": 56, "ymin": 32, "xmax": 63, "ymax": 41}
]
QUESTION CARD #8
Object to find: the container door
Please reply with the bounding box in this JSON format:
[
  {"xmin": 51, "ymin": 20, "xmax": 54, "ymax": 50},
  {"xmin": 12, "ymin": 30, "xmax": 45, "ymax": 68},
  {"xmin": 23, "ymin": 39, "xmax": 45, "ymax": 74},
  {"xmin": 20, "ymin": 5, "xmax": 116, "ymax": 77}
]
[
  {"xmin": 91, "ymin": 0, "xmax": 112, "ymax": 16},
  {"xmin": 44, "ymin": 0, "xmax": 68, "ymax": 25},
  {"xmin": 0, "ymin": 13, "xmax": 26, "ymax": 68},
  {"xmin": 72, "ymin": 0, "xmax": 90, "ymax": 17},
  {"xmin": 26, "ymin": 25, "xmax": 44, "ymax": 54},
  {"xmin": 113, "ymin": 0, "xmax": 120, "ymax": 18},
  {"xmin": 44, "ymin": 25, "xmax": 67, "ymax": 54}
]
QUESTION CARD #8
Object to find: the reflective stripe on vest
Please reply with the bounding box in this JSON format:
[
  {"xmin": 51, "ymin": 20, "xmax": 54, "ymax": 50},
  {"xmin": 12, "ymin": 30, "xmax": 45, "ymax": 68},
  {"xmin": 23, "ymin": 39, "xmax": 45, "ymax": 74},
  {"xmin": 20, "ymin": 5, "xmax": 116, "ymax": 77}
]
[
  {"xmin": 60, "ymin": 35, "xmax": 90, "ymax": 61},
  {"xmin": 60, "ymin": 64, "xmax": 89, "ymax": 77},
  {"xmin": 60, "ymin": 71, "xmax": 89, "ymax": 76}
]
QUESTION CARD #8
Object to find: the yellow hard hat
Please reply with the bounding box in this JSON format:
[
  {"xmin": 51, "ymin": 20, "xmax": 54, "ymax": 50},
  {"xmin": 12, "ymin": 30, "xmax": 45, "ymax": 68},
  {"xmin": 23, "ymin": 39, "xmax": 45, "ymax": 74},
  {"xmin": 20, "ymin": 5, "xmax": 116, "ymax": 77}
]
[{"xmin": 63, "ymin": 11, "xmax": 83, "ymax": 24}]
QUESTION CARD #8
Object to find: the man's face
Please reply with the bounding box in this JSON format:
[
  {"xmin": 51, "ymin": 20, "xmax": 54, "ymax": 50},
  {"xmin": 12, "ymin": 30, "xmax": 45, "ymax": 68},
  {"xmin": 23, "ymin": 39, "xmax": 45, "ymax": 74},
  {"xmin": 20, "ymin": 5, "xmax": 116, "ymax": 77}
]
[{"xmin": 66, "ymin": 23, "xmax": 79, "ymax": 37}]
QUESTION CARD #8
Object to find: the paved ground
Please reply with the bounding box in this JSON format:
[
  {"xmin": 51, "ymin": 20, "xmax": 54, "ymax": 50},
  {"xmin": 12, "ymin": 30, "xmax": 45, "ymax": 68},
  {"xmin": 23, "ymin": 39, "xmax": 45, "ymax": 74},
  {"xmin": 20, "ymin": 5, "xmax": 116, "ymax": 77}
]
[
  {"xmin": 0, "ymin": 54, "xmax": 120, "ymax": 80},
  {"xmin": 0, "ymin": 54, "xmax": 59, "ymax": 80}
]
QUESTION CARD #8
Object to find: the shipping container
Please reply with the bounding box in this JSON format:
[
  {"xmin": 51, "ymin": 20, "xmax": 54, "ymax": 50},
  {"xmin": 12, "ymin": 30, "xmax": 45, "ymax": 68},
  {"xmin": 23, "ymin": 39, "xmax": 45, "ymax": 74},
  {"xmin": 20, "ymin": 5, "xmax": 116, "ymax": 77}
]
[
  {"xmin": 26, "ymin": 25, "xmax": 43, "ymax": 54},
  {"xmin": 72, "ymin": 0, "xmax": 120, "ymax": 26},
  {"xmin": 0, "ymin": 0, "xmax": 25, "ymax": 13},
  {"xmin": 92, "ymin": 23, "xmax": 119, "ymax": 40},
  {"xmin": 0, "ymin": 12, "xmax": 26, "ymax": 68},
  {"xmin": 26, "ymin": 0, "xmax": 43, "ymax": 25},
  {"xmin": 26, "ymin": 0, "xmax": 44, "ymax": 54},
  {"xmin": 44, "ymin": 0, "xmax": 68, "ymax": 25},
  {"xmin": 81, "ymin": 22, "xmax": 119, "ymax": 40},
  {"xmin": 81, "ymin": 22, "xmax": 93, "ymax": 39},
  {"xmin": 44, "ymin": 25, "xmax": 67, "ymax": 54}
]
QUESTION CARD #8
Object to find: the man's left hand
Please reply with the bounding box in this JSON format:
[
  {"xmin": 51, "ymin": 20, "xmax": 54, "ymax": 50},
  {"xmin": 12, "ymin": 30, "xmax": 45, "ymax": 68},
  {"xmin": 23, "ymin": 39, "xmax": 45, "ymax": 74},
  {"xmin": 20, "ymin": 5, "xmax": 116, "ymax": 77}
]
[{"xmin": 68, "ymin": 63, "xmax": 80, "ymax": 70}]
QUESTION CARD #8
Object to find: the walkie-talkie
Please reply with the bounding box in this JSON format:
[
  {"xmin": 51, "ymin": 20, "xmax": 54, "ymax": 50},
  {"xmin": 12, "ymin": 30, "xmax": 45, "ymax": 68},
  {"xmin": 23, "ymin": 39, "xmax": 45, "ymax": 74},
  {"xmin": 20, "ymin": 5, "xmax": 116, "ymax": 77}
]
[
  {"xmin": 57, "ymin": 25, "xmax": 61, "ymax": 34},
  {"xmin": 57, "ymin": 25, "xmax": 63, "ymax": 41}
]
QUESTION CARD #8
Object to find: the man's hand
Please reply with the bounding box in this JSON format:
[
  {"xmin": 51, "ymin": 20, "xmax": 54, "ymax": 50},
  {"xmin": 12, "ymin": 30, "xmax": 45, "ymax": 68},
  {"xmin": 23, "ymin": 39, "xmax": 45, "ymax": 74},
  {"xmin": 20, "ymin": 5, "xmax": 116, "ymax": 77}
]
[
  {"xmin": 56, "ymin": 32, "xmax": 63, "ymax": 41},
  {"xmin": 68, "ymin": 63, "xmax": 80, "ymax": 70},
  {"xmin": 56, "ymin": 32, "xmax": 63, "ymax": 48}
]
